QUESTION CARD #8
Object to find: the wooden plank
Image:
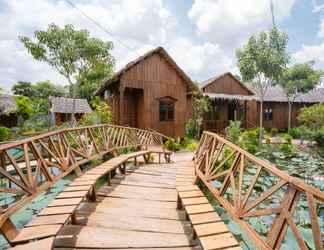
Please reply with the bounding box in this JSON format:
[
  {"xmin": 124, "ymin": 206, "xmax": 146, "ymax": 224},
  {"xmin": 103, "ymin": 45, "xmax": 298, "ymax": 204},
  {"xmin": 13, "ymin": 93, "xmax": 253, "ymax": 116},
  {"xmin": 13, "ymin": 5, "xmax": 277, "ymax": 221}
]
[
  {"xmin": 77, "ymin": 201, "xmax": 184, "ymax": 221},
  {"xmin": 56, "ymin": 190, "xmax": 89, "ymax": 199},
  {"xmin": 185, "ymin": 204, "xmax": 214, "ymax": 215},
  {"xmin": 189, "ymin": 212, "xmax": 222, "ymax": 225},
  {"xmin": 76, "ymin": 212, "xmax": 190, "ymax": 234},
  {"xmin": 69, "ymin": 180, "xmax": 96, "ymax": 186},
  {"xmin": 182, "ymin": 197, "xmax": 209, "ymax": 206},
  {"xmin": 11, "ymin": 237, "xmax": 54, "ymax": 250},
  {"xmin": 55, "ymin": 225, "xmax": 194, "ymax": 248},
  {"xmin": 179, "ymin": 191, "xmax": 204, "ymax": 199},
  {"xmin": 63, "ymin": 185, "xmax": 92, "ymax": 192},
  {"xmin": 38, "ymin": 205, "xmax": 77, "ymax": 216},
  {"xmin": 111, "ymin": 179, "xmax": 175, "ymax": 189},
  {"xmin": 48, "ymin": 198, "xmax": 83, "ymax": 207},
  {"xmin": 177, "ymin": 185, "xmax": 200, "ymax": 192},
  {"xmin": 12, "ymin": 225, "xmax": 61, "ymax": 244},
  {"xmin": 194, "ymin": 222, "xmax": 229, "ymax": 237},
  {"xmin": 26, "ymin": 214, "xmax": 71, "ymax": 227},
  {"xmin": 199, "ymin": 233, "xmax": 240, "ymax": 250}
]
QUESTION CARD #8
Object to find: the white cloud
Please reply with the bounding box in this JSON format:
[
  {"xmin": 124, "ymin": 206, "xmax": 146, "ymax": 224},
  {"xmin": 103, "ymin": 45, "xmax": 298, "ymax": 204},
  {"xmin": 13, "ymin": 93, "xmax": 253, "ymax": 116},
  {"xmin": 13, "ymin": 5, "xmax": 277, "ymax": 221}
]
[
  {"xmin": 292, "ymin": 43, "xmax": 324, "ymax": 67},
  {"xmin": 166, "ymin": 38, "xmax": 235, "ymax": 81},
  {"xmin": 188, "ymin": 0, "xmax": 295, "ymax": 47}
]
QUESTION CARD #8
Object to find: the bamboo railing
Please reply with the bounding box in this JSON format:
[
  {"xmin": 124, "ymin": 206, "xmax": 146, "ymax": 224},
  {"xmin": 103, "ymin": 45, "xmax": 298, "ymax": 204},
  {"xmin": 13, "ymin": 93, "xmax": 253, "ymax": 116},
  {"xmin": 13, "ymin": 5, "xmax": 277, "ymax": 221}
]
[
  {"xmin": 194, "ymin": 131, "xmax": 323, "ymax": 250},
  {"xmin": 0, "ymin": 124, "xmax": 166, "ymax": 228}
]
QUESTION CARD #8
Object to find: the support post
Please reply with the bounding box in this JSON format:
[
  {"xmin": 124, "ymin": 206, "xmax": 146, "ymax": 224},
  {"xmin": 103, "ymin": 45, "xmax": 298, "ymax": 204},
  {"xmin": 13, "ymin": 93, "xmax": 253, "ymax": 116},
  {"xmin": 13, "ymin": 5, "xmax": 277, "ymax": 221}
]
[
  {"xmin": 119, "ymin": 87, "xmax": 125, "ymax": 125},
  {"xmin": 0, "ymin": 218, "xmax": 18, "ymax": 245}
]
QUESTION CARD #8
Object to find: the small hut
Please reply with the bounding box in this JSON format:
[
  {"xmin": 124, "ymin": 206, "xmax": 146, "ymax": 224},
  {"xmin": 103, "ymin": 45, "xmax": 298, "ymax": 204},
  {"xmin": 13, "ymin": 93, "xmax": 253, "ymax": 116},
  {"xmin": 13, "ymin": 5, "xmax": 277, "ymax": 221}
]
[
  {"xmin": 0, "ymin": 95, "xmax": 18, "ymax": 127},
  {"xmin": 49, "ymin": 97, "xmax": 92, "ymax": 126}
]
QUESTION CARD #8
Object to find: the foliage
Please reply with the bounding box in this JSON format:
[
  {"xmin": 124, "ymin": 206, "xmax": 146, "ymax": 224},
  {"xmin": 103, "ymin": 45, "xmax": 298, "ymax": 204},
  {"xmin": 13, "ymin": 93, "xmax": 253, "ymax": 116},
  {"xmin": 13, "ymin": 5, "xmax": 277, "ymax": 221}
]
[
  {"xmin": 270, "ymin": 128, "xmax": 278, "ymax": 136},
  {"xmin": 185, "ymin": 118, "xmax": 197, "ymax": 139},
  {"xmin": 298, "ymin": 104, "xmax": 324, "ymax": 131},
  {"xmin": 278, "ymin": 62, "xmax": 321, "ymax": 130},
  {"xmin": 226, "ymin": 121, "xmax": 241, "ymax": 143},
  {"xmin": 14, "ymin": 96, "xmax": 33, "ymax": 126},
  {"xmin": 236, "ymin": 27, "xmax": 289, "ymax": 145},
  {"xmin": 191, "ymin": 89, "xmax": 210, "ymax": 138},
  {"xmin": 278, "ymin": 143, "xmax": 296, "ymax": 156},
  {"xmin": 20, "ymin": 23, "xmax": 115, "ymax": 119},
  {"xmin": 281, "ymin": 133, "xmax": 292, "ymax": 144},
  {"xmin": 288, "ymin": 127, "xmax": 301, "ymax": 139},
  {"xmin": 181, "ymin": 137, "xmax": 199, "ymax": 152},
  {"xmin": 0, "ymin": 127, "xmax": 12, "ymax": 142},
  {"xmin": 164, "ymin": 138, "xmax": 181, "ymax": 152},
  {"xmin": 240, "ymin": 129, "xmax": 259, "ymax": 154},
  {"xmin": 12, "ymin": 82, "xmax": 34, "ymax": 97},
  {"xmin": 313, "ymin": 127, "xmax": 324, "ymax": 147},
  {"xmin": 79, "ymin": 97, "xmax": 112, "ymax": 125}
]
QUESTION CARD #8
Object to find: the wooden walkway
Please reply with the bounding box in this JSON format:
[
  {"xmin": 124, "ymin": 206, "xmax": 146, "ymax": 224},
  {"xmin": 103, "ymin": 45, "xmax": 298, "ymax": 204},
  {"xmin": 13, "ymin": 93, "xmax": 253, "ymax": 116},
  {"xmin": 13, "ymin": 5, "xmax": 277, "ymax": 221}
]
[{"xmin": 37, "ymin": 152, "xmax": 238, "ymax": 250}]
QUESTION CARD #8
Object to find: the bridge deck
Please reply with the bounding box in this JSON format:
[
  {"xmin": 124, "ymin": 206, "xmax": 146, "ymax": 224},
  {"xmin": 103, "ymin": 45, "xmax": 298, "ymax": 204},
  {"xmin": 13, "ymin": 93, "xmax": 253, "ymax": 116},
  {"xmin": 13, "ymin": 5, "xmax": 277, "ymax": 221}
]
[{"xmin": 50, "ymin": 152, "xmax": 239, "ymax": 250}]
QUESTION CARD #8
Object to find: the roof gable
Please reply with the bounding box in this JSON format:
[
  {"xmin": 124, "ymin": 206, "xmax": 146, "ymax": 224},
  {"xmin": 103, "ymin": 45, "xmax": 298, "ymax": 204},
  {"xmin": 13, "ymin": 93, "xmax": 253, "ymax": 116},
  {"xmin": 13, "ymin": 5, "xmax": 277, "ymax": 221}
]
[
  {"xmin": 95, "ymin": 47, "xmax": 196, "ymax": 95},
  {"xmin": 201, "ymin": 72, "xmax": 254, "ymax": 96}
]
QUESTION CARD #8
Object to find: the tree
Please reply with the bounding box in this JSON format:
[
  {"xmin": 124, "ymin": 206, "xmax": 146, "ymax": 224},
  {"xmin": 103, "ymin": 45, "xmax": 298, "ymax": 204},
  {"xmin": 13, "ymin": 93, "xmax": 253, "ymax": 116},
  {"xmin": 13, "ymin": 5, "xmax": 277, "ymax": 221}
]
[
  {"xmin": 20, "ymin": 23, "xmax": 115, "ymax": 123},
  {"xmin": 14, "ymin": 96, "xmax": 33, "ymax": 127},
  {"xmin": 236, "ymin": 27, "xmax": 289, "ymax": 145},
  {"xmin": 12, "ymin": 81, "xmax": 35, "ymax": 97},
  {"xmin": 33, "ymin": 81, "xmax": 66, "ymax": 99},
  {"xmin": 279, "ymin": 62, "xmax": 321, "ymax": 131},
  {"xmin": 191, "ymin": 89, "xmax": 210, "ymax": 139}
]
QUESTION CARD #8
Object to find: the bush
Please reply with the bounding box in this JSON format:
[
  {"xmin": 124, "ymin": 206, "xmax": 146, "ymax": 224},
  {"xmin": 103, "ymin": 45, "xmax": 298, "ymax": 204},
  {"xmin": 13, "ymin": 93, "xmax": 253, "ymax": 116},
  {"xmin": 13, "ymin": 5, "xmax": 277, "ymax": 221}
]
[
  {"xmin": 271, "ymin": 128, "xmax": 278, "ymax": 136},
  {"xmin": 240, "ymin": 129, "xmax": 259, "ymax": 154},
  {"xmin": 0, "ymin": 127, "xmax": 12, "ymax": 142},
  {"xmin": 80, "ymin": 97, "xmax": 112, "ymax": 126},
  {"xmin": 288, "ymin": 128, "xmax": 301, "ymax": 139},
  {"xmin": 281, "ymin": 134, "xmax": 292, "ymax": 144},
  {"xmin": 164, "ymin": 138, "xmax": 181, "ymax": 152},
  {"xmin": 186, "ymin": 140, "xmax": 198, "ymax": 152},
  {"xmin": 226, "ymin": 121, "xmax": 241, "ymax": 143},
  {"xmin": 298, "ymin": 104, "xmax": 324, "ymax": 131},
  {"xmin": 279, "ymin": 143, "xmax": 296, "ymax": 156},
  {"xmin": 313, "ymin": 127, "xmax": 324, "ymax": 146},
  {"xmin": 185, "ymin": 119, "xmax": 197, "ymax": 139}
]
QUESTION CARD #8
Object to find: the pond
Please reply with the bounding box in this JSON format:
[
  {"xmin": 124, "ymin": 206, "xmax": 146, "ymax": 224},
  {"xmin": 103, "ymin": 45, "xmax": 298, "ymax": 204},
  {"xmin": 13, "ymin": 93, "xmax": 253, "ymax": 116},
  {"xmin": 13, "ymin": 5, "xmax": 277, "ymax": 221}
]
[{"xmin": 204, "ymin": 145, "xmax": 324, "ymax": 250}]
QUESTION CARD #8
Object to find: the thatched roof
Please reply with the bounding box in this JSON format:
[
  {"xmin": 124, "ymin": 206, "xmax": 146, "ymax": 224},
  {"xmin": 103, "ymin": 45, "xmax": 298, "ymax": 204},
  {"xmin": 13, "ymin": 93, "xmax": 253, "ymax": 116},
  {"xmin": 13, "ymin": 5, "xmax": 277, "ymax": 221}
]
[
  {"xmin": 246, "ymin": 85, "xmax": 324, "ymax": 103},
  {"xmin": 203, "ymin": 92, "xmax": 257, "ymax": 101},
  {"xmin": 94, "ymin": 47, "xmax": 197, "ymax": 96},
  {"xmin": 49, "ymin": 97, "xmax": 92, "ymax": 114},
  {"xmin": 0, "ymin": 95, "xmax": 16, "ymax": 115}
]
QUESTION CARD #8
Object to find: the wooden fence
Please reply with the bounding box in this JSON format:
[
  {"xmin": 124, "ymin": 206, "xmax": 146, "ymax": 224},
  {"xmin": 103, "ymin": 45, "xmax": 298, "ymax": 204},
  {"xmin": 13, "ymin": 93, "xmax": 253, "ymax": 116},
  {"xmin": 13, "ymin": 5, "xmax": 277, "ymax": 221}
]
[
  {"xmin": 0, "ymin": 124, "xmax": 166, "ymax": 229},
  {"xmin": 194, "ymin": 131, "xmax": 323, "ymax": 250}
]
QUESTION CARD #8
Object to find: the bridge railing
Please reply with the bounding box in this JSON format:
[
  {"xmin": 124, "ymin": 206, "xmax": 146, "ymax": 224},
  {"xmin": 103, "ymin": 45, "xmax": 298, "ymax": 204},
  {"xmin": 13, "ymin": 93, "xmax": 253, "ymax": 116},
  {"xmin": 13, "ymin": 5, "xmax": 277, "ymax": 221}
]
[
  {"xmin": 0, "ymin": 124, "xmax": 166, "ymax": 227},
  {"xmin": 194, "ymin": 131, "xmax": 323, "ymax": 250}
]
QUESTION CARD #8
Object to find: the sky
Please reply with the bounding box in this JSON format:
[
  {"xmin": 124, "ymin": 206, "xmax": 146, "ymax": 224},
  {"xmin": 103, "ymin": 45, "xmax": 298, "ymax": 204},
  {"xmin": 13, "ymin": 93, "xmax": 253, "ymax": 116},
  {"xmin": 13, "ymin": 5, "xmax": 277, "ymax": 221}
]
[{"xmin": 0, "ymin": 0, "xmax": 324, "ymax": 92}]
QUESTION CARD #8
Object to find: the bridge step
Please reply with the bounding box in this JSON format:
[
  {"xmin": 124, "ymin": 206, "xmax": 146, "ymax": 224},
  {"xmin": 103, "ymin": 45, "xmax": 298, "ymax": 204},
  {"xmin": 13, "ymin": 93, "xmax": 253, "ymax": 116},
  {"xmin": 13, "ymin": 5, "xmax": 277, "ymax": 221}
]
[
  {"xmin": 25, "ymin": 214, "xmax": 71, "ymax": 227},
  {"xmin": 11, "ymin": 237, "xmax": 54, "ymax": 250}
]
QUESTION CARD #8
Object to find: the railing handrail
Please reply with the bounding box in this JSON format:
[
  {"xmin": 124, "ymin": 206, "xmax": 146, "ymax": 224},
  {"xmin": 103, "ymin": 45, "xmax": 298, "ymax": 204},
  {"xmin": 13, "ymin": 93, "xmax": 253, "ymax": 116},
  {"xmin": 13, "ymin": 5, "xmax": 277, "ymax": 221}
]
[{"xmin": 194, "ymin": 130, "xmax": 324, "ymax": 250}]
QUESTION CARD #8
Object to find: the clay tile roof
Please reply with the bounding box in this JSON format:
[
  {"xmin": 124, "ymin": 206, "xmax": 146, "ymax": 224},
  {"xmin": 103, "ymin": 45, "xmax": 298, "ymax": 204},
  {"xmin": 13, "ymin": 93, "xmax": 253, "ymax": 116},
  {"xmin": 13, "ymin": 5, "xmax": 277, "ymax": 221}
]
[
  {"xmin": 0, "ymin": 95, "xmax": 16, "ymax": 115},
  {"xmin": 94, "ymin": 46, "xmax": 197, "ymax": 96},
  {"xmin": 49, "ymin": 96, "xmax": 92, "ymax": 114}
]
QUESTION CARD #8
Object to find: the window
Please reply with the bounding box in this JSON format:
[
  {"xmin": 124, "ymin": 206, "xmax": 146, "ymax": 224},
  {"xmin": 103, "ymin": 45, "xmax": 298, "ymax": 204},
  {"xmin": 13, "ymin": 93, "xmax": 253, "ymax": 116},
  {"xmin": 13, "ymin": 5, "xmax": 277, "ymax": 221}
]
[
  {"xmin": 264, "ymin": 107, "xmax": 273, "ymax": 121},
  {"xmin": 159, "ymin": 97, "xmax": 175, "ymax": 122}
]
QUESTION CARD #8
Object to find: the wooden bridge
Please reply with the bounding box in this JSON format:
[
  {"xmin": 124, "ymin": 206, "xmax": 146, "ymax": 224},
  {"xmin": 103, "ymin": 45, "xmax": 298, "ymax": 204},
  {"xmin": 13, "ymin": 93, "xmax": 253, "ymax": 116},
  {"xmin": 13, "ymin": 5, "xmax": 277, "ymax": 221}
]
[{"xmin": 0, "ymin": 125, "xmax": 322, "ymax": 250}]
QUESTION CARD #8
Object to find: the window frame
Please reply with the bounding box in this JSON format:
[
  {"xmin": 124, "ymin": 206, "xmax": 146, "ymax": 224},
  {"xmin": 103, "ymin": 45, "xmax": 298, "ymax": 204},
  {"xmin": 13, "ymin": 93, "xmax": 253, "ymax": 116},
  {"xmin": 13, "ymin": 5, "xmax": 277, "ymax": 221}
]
[
  {"xmin": 159, "ymin": 97, "xmax": 176, "ymax": 122},
  {"xmin": 264, "ymin": 106, "xmax": 274, "ymax": 121}
]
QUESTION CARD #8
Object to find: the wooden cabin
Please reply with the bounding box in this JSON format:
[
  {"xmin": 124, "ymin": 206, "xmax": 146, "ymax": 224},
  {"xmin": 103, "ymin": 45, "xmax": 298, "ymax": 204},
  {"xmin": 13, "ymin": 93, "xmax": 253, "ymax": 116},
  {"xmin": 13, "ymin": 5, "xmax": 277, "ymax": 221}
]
[
  {"xmin": 245, "ymin": 86, "xmax": 324, "ymax": 130},
  {"xmin": 201, "ymin": 73, "xmax": 324, "ymax": 132},
  {"xmin": 49, "ymin": 97, "xmax": 92, "ymax": 126},
  {"xmin": 201, "ymin": 72, "xmax": 255, "ymax": 132},
  {"xmin": 95, "ymin": 47, "xmax": 196, "ymax": 138},
  {"xmin": 0, "ymin": 95, "xmax": 18, "ymax": 128}
]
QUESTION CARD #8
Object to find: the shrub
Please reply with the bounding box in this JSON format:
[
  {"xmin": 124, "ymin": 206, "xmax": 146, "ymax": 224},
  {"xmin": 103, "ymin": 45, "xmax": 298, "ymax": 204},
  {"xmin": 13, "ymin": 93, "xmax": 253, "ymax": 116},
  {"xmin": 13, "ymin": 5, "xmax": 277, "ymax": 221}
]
[
  {"xmin": 313, "ymin": 127, "xmax": 324, "ymax": 147},
  {"xmin": 164, "ymin": 138, "xmax": 181, "ymax": 152},
  {"xmin": 0, "ymin": 127, "xmax": 12, "ymax": 142},
  {"xmin": 185, "ymin": 119, "xmax": 197, "ymax": 139},
  {"xmin": 226, "ymin": 121, "xmax": 241, "ymax": 143},
  {"xmin": 281, "ymin": 134, "xmax": 292, "ymax": 144},
  {"xmin": 298, "ymin": 104, "xmax": 324, "ymax": 131},
  {"xmin": 279, "ymin": 143, "xmax": 296, "ymax": 156},
  {"xmin": 288, "ymin": 128, "xmax": 301, "ymax": 139},
  {"xmin": 186, "ymin": 140, "xmax": 198, "ymax": 152},
  {"xmin": 241, "ymin": 129, "xmax": 258, "ymax": 154},
  {"xmin": 271, "ymin": 128, "xmax": 278, "ymax": 136},
  {"xmin": 265, "ymin": 136, "xmax": 271, "ymax": 145},
  {"xmin": 80, "ymin": 97, "xmax": 112, "ymax": 126}
]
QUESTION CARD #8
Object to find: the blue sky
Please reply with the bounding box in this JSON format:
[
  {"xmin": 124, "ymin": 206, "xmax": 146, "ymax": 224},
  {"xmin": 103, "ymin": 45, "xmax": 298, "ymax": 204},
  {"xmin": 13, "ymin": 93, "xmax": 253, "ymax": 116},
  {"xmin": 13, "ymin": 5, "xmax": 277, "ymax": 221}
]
[{"xmin": 1, "ymin": 0, "xmax": 324, "ymax": 91}]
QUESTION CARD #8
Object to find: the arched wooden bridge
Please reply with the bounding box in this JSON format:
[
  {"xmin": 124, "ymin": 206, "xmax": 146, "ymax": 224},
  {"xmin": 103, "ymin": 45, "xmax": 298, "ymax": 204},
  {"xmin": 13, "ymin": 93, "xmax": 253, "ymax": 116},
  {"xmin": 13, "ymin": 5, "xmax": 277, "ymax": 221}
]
[{"xmin": 0, "ymin": 125, "xmax": 322, "ymax": 250}]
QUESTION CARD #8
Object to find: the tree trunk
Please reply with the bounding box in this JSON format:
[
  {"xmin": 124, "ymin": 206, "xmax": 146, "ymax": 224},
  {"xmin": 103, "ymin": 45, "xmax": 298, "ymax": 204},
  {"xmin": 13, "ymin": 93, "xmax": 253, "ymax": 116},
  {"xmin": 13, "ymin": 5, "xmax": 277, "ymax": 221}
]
[
  {"xmin": 258, "ymin": 100, "xmax": 264, "ymax": 146},
  {"xmin": 288, "ymin": 102, "xmax": 292, "ymax": 132}
]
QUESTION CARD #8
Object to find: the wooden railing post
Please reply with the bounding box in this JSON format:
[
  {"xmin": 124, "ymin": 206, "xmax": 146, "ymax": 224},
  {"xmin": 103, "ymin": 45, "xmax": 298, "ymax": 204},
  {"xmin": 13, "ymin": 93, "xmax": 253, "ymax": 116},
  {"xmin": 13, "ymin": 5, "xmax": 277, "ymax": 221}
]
[{"xmin": 0, "ymin": 218, "xmax": 18, "ymax": 246}]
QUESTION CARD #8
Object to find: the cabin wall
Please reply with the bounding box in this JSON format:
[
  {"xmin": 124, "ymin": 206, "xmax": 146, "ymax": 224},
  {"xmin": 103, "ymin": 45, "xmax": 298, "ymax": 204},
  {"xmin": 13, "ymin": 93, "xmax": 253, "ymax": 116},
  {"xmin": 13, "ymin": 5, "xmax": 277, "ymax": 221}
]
[
  {"xmin": 202, "ymin": 74, "xmax": 251, "ymax": 95},
  {"xmin": 117, "ymin": 53, "xmax": 189, "ymax": 137},
  {"xmin": 246, "ymin": 101, "xmax": 309, "ymax": 130}
]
